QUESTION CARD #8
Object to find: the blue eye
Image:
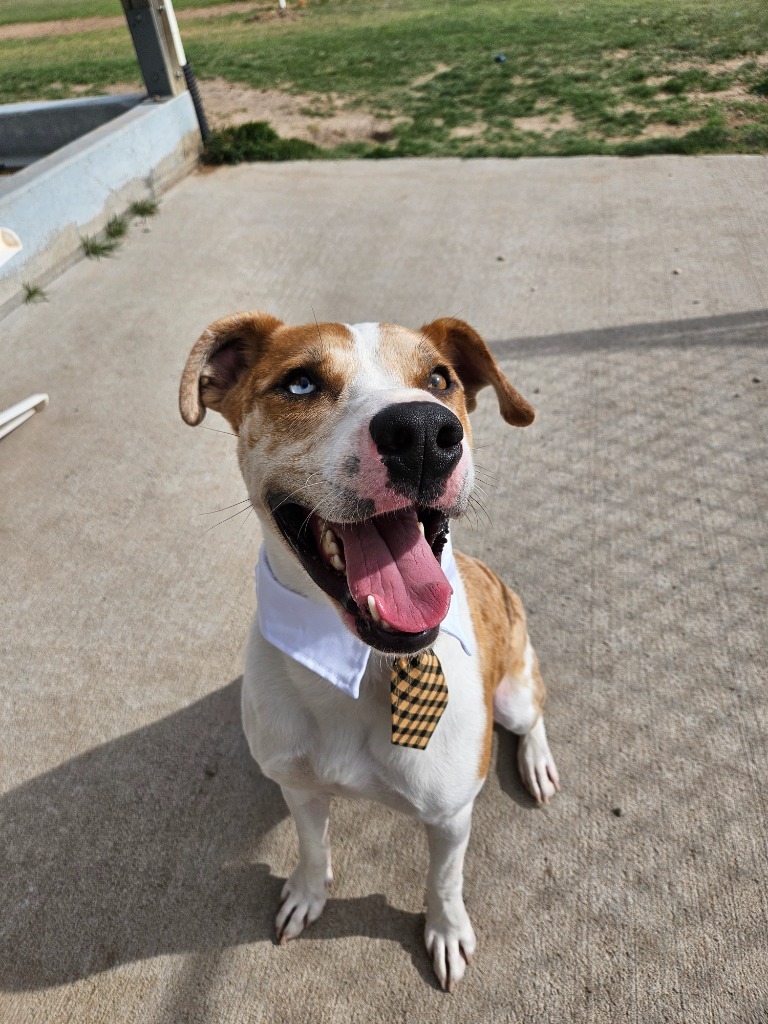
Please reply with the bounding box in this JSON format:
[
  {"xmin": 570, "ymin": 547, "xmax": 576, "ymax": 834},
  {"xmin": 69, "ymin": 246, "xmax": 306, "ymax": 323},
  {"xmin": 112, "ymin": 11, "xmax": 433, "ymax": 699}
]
[{"xmin": 286, "ymin": 373, "xmax": 317, "ymax": 396}]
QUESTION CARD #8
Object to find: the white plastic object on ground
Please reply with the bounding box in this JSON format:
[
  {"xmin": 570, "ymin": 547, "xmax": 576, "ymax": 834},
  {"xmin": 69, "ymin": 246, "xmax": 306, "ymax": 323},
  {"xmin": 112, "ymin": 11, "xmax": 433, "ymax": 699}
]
[
  {"xmin": 0, "ymin": 394, "xmax": 49, "ymax": 441},
  {"xmin": 0, "ymin": 228, "xmax": 22, "ymax": 270}
]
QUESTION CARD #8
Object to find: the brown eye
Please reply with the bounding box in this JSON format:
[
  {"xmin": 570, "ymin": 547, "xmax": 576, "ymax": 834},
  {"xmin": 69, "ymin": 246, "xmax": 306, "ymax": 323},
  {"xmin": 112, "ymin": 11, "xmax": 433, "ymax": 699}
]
[{"xmin": 428, "ymin": 369, "xmax": 450, "ymax": 391}]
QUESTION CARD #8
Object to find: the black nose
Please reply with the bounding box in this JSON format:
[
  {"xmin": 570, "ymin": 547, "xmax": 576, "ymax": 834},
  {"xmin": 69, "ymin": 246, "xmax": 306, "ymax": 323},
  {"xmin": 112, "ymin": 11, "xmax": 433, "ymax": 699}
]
[{"xmin": 369, "ymin": 401, "xmax": 464, "ymax": 500}]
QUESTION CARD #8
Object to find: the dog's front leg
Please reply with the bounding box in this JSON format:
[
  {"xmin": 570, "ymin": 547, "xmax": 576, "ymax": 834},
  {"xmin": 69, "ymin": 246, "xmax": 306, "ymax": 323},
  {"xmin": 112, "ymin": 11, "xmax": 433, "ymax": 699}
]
[
  {"xmin": 423, "ymin": 803, "xmax": 477, "ymax": 992},
  {"xmin": 276, "ymin": 787, "xmax": 333, "ymax": 943}
]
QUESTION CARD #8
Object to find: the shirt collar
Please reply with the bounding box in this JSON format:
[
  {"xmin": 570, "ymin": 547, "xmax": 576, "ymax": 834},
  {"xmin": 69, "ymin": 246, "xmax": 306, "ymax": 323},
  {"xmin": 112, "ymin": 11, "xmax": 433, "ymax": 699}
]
[{"xmin": 255, "ymin": 533, "xmax": 473, "ymax": 699}]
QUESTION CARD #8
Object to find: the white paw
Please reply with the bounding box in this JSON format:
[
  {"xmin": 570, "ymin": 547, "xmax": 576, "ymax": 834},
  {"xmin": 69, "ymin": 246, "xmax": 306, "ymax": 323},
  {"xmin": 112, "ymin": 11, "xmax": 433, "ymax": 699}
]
[
  {"xmin": 424, "ymin": 900, "xmax": 476, "ymax": 993},
  {"xmin": 275, "ymin": 867, "xmax": 332, "ymax": 944},
  {"xmin": 517, "ymin": 717, "xmax": 560, "ymax": 804}
]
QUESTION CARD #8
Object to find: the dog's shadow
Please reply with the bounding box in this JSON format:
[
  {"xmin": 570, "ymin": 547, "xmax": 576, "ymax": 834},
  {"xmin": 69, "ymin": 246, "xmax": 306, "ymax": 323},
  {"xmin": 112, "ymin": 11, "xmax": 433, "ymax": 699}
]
[
  {"xmin": 493, "ymin": 724, "xmax": 542, "ymax": 810},
  {"xmin": 0, "ymin": 681, "xmax": 538, "ymax": 992},
  {"xmin": 0, "ymin": 679, "xmax": 434, "ymax": 992}
]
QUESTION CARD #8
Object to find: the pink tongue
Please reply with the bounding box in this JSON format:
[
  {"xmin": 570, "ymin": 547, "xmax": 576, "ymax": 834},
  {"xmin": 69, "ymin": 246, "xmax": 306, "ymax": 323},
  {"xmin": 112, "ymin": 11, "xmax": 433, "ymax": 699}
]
[{"xmin": 335, "ymin": 509, "xmax": 452, "ymax": 633}]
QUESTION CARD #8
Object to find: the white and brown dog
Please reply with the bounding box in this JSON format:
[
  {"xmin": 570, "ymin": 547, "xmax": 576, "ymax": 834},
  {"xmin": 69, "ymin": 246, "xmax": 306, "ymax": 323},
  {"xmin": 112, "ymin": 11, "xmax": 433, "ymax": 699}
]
[{"xmin": 179, "ymin": 314, "xmax": 559, "ymax": 992}]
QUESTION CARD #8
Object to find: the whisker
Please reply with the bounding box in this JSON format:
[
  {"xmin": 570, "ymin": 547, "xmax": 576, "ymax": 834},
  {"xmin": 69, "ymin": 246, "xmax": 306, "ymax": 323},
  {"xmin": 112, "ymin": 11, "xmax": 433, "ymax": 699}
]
[
  {"xmin": 473, "ymin": 470, "xmax": 497, "ymax": 484},
  {"xmin": 197, "ymin": 497, "xmax": 251, "ymax": 516},
  {"xmin": 298, "ymin": 496, "xmax": 327, "ymax": 536},
  {"xmin": 238, "ymin": 508, "xmax": 254, "ymax": 533},
  {"xmin": 269, "ymin": 473, "xmax": 325, "ymax": 514},
  {"xmin": 204, "ymin": 505, "xmax": 252, "ymax": 534},
  {"xmin": 463, "ymin": 504, "xmax": 482, "ymax": 531},
  {"xmin": 420, "ymin": 307, "xmax": 466, "ymax": 342},
  {"xmin": 202, "ymin": 425, "xmax": 237, "ymax": 437},
  {"xmin": 311, "ymin": 305, "xmax": 324, "ymax": 347},
  {"xmin": 468, "ymin": 493, "xmax": 493, "ymax": 530}
]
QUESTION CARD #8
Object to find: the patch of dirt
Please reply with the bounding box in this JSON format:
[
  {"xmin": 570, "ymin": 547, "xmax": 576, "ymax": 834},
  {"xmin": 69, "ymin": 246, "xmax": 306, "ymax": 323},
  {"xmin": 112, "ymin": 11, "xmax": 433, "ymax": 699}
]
[
  {"xmin": 514, "ymin": 112, "xmax": 578, "ymax": 135},
  {"xmin": 107, "ymin": 78, "xmax": 403, "ymax": 146},
  {"xmin": 608, "ymin": 49, "xmax": 633, "ymax": 61},
  {"xmin": 449, "ymin": 123, "xmax": 485, "ymax": 140},
  {"xmin": 689, "ymin": 84, "xmax": 751, "ymax": 103},
  {"xmin": 646, "ymin": 56, "xmax": 768, "ymax": 85},
  {"xmin": 0, "ymin": 1, "xmax": 291, "ymax": 41},
  {"xmin": 641, "ymin": 122, "xmax": 695, "ymax": 139},
  {"xmin": 243, "ymin": 5, "xmax": 303, "ymax": 23},
  {"xmin": 702, "ymin": 55, "xmax": 768, "ymax": 73},
  {"xmin": 411, "ymin": 63, "xmax": 452, "ymax": 88}
]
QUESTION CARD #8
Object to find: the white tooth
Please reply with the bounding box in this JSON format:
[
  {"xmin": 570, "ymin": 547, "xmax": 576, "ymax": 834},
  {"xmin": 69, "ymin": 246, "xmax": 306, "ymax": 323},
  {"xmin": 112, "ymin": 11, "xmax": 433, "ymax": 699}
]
[
  {"xmin": 381, "ymin": 618, "xmax": 393, "ymax": 631},
  {"xmin": 367, "ymin": 595, "xmax": 381, "ymax": 623},
  {"xmin": 418, "ymin": 521, "xmax": 425, "ymax": 536},
  {"xmin": 330, "ymin": 554, "xmax": 345, "ymax": 572},
  {"xmin": 321, "ymin": 529, "xmax": 341, "ymax": 557}
]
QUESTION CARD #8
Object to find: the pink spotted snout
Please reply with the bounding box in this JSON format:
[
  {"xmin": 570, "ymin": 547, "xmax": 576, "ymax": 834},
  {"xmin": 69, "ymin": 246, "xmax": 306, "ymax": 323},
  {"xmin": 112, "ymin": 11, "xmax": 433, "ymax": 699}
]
[{"xmin": 340, "ymin": 400, "xmax": 470, "ymax": 518}]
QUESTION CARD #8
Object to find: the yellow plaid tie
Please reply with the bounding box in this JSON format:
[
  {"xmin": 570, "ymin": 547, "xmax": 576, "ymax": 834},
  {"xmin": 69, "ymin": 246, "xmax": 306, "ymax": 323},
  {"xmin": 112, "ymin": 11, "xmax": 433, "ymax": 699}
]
[{"xmin": 390, "ymin": 649, "xmax": 449, "ymax": 749}]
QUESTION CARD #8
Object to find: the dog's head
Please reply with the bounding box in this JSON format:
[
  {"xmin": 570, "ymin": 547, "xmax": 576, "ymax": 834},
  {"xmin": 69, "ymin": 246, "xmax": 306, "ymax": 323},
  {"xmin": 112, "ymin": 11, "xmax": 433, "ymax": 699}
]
[{"xmin": 180, "ymin": 314, "xmax": 534, "ymax": 654}]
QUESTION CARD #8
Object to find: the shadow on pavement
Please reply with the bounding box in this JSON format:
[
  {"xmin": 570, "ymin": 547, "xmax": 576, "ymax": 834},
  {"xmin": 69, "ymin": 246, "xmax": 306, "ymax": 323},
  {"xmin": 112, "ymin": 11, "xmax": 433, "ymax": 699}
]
[
  {"xmin": 0, "ymin": 678, "xmax": 446, "ymax": 991},
  {"xmin": 493, "ymin": 308, "xmax": 768, "ymax": 357},
  {"xmin": 1, "ymin": 680, "xmax": 282, "ymax": 990}
]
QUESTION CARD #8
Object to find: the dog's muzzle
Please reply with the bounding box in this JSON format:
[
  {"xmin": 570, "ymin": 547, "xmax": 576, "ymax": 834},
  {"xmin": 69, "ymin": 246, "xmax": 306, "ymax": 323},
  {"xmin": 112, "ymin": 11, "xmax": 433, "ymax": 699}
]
[{"xmin": 369, "ymin": 401, "xmax": 463, "ymax": 503}]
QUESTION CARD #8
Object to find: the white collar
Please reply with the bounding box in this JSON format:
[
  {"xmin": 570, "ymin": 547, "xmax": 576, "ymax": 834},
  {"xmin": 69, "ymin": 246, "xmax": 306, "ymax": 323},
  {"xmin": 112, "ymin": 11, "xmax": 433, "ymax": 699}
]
[{"xmin": 255, "ymin": 533, "xmax": 473, "ymax": 699}]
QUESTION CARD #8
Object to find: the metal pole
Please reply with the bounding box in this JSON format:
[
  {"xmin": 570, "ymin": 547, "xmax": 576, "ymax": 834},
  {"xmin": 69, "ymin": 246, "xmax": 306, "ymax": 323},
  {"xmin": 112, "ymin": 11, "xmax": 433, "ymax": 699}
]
[
  {"xmin": 161, "ymin": 0, "xmax": 212, "ymax": 141},
  {"xmin": 120, "ymin": 0, "xmax": 210, "ymax": 141},
  {"xmin": 120, "ymin": 0, "xmax": 184, "ymax": 98}
]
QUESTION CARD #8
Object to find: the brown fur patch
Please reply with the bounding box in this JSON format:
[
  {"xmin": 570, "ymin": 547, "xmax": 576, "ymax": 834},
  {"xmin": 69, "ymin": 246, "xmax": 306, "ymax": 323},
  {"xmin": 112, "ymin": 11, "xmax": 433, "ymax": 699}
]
[
  {"xmin": 179, "ymin": 312, "xmax": 284, "ymax": 427},
  {"xmin": 179, "ymin": 313, "xmax": 356, "ymax": 434},
  {"xmin": 455, "ymin": 550, "xmax": 542, "ymax": 780},
  {"xmin": 420, "ymin": 318, "xmax": 536, "ymax": 427},
  {"xmin": 377, "ymin": 322, "xmax": 475, "ymax": 442},
  {"xmin": 242, "ymin": 322, "xmax": 355, "ymax": 453}
]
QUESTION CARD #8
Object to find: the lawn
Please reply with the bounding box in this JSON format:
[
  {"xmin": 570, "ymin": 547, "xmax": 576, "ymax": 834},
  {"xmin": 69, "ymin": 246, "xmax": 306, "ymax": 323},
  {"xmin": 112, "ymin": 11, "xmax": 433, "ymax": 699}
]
[
  {"xmin": 0, "ymin": 0, "xmax": 242, "ymax": 26},
  {"xmin": 2, "ymin": 0, "xmax": 767, "ymax": 158}
]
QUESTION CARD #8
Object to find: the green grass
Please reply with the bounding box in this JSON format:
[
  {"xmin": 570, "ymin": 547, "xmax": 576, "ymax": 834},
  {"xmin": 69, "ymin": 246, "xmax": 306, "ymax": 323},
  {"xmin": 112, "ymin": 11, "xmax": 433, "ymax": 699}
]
[
  {"xmin": 0, "ymin": 0, "xmax": 253, "ymax": 27},
  {"xmin": 128, "ymin": 198, "xmax": 159, "ymax": 218},
  {"xmin": 81, "ymin": 234, "xmax": 120, "ymax": 258},
  {"xmin": 203, "ymin": 120, "xmax": 323, "ymax": 163},
  {"xmin": 2, "ymin": 0, "xmax": 767, "ymax": 158},
  {"xmin": 22, "ymin": 283, "xmax": 48, "ymax": 304},
  {"xmin": 105, "ymin": 214, "xmax": 128, "ymax": 239}
]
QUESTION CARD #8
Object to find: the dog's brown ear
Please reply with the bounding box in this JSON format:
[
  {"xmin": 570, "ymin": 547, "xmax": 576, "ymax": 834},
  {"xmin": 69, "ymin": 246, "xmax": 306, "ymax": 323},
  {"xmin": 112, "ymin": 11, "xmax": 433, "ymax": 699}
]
[
  {"xmin": 179, "ymin": 311, "xmax": 284, "ymax": 427},
  {"xmin": 420, "ymin": 318, "xmax": 535, "ymax": 426}
]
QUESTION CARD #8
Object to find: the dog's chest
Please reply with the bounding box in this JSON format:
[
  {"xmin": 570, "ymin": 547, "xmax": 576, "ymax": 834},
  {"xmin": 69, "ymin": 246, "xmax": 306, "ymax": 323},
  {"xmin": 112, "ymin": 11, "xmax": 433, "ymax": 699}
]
[{"xmin": 242, "ymin": 608, "xmax": 487, "ymax": 821}]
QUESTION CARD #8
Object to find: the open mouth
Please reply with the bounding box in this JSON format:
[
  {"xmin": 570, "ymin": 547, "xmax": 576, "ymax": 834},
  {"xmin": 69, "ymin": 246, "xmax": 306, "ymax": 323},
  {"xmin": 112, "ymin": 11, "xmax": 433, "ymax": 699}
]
[{"xmin": 268, "ymin": 496, "xmax": 452, "ymax": 654}]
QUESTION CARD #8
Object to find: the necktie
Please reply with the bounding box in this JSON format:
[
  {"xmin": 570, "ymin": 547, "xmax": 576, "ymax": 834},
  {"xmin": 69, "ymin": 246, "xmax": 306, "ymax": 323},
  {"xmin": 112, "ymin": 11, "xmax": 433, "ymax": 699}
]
[{"xmin": 390, "ymin": 649, "xmax": 449, "ymax": 749}]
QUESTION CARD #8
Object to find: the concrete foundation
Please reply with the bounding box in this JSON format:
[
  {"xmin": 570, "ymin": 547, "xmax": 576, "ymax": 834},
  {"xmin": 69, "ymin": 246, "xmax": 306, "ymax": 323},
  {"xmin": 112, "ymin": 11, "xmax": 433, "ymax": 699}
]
[
  {"xmin": 0, "ymin": 95, "xmax": 146, "ymax": 171},
  {"xmin": 0, "ymin": 91, "xmax": 201, "ymax": 317}
]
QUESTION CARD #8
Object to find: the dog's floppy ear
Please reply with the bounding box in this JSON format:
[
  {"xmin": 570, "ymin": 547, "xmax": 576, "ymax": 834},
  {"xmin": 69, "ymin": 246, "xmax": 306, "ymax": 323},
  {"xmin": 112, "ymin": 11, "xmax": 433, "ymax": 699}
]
[
  {"xmin": 179, "ymin": 311, "xmax": 284, "ymax": 427},
  {"xmin": 420, "ymin": 317, "xmax": 535, "ymax": 427}
]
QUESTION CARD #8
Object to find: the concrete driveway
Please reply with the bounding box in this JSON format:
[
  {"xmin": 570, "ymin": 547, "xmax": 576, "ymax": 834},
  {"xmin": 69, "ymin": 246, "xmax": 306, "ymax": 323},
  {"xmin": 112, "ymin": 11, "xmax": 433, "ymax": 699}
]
[{"xmin": 1, "ymin": 156, "xmax": 766, "ymax": 1024}]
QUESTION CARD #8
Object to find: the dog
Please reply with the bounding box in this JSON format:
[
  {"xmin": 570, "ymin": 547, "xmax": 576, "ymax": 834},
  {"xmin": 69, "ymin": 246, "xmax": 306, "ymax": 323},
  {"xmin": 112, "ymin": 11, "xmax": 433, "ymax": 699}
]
[{"xmin": 179, "ymin": 314, "xmax": 559, "ymax": 991}]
